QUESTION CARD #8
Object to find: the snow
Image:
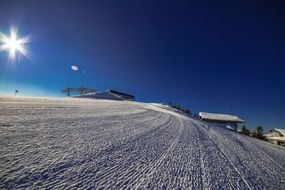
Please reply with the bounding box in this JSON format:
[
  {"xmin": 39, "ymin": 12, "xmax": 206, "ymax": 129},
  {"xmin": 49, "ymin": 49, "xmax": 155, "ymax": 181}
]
[
  {"xmin": 266, "ymin": 129, "xmax": 285, "ymax": 142},
  {"xmin": 73, "ymin": 92, "xmax": 122, "ymax": 101},
  {"xmin": 199, "ymin": 112, "xmax": 245, "ymax": 122},
  {"xmin": 270, "ymin": 128, "xmax": 285, "ymax": 136},
  {"xmin": 0, "ymin": 96, "xmax": 284, "ymax": 189},
  {"xmin": 226, "ymin": 125, "xmax": 235, "ymax": 131}
]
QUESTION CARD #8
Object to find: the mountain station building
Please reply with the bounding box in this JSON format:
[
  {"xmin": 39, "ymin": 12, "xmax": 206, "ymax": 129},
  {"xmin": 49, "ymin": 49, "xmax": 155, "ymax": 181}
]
[
  {"xmin": 198, "ymin": 112, "xmax": 245, "ymax": 131},
  {"xmin": 265, "ymin": 128, "xmax": 285, "ymax": 147}
]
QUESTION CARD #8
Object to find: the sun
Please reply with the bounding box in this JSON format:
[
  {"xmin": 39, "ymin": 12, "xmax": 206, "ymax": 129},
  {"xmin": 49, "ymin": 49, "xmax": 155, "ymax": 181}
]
[{"xmin": 0, "ymin": 28, "xmax": 29, "ymax": 60}]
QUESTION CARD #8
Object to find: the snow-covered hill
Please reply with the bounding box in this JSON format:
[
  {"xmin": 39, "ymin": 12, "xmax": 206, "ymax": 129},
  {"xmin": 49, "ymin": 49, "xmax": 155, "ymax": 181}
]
[{"xmin": 0, "ymin": 96, "xmax": 284, "ymax": 189}]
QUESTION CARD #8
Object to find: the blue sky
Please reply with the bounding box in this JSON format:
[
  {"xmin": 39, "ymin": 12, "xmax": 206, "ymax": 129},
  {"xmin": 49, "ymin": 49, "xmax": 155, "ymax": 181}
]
[{"xmin": 0, "ymin": 0, "xmax": 285, "ymax": 131}]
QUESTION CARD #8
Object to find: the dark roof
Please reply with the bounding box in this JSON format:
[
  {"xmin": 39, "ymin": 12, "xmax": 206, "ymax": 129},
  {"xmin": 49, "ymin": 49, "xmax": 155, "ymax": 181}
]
[{"xmin": 107, "ymin": 89, "xmax": 135, "ymax": 99}]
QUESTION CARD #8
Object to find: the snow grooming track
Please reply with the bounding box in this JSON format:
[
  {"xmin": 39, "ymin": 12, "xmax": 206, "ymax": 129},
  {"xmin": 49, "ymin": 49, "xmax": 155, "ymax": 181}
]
[
  {"xmin": 192, "ymin": 122, "xmax": 253, "ymax": 190},
  {"xmin": 90, "ymin": 114, "xmax": 179, "ymax": 189},
  {"xmin": 0, "ymin": 96, "xmax": 285, "ymax": 190},
  {"xmin": 191, "ymin": 118, "xmax": 285, "ymax": 189},
  {"xmin": 133, "ymin": 116, "xmax": 183, "ymax": 189},
  {"xmin": 190, "ymin": 121, "xmax": 210, "ymax": 190},
  {"xmin": 205, "ymin": 125, "xmax": 285, "ymax": 188},
  {"xmin": 184, "ymin": 120, "xmax": 248, "ymax": 190}
]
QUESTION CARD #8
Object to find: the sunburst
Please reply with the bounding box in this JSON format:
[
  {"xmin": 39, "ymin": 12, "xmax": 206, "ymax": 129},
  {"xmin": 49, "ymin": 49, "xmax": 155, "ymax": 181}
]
[{"xmin": 0, "ymin": 28, "xmax": 29, "ymax": 60}]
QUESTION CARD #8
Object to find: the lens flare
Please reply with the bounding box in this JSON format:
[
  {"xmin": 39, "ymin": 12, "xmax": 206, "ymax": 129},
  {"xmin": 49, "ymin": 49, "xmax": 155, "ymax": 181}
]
[
  {"xmin": 0, "ymin": 28, "xmax": 29, "ymax": 60},
  {"xmin": 71, "ymin": 65, "xmax": 79, "ymax": 71}
]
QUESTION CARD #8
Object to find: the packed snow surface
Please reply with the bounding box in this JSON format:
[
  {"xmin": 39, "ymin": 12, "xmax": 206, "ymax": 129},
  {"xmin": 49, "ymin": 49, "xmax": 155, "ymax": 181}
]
[{"xmin": 0, "ymin": 96, "xmax": 284, "ymax": 189}]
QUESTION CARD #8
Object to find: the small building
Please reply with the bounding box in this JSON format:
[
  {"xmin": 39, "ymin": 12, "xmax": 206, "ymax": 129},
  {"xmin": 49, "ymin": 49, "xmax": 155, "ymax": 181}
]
[
  {"xmin": 73, "ymin": 89, "xmax": 135, "ymax": 101},
  {"xmin": 107, "ymin": 89, "xmax": 135, "ymax": 101},
  {"xmin": 265, "ymin": 128, "xmax": 285, "ymax": 147},
  {"xmin": 198, "ymin": 112, "xmax": 245, "ymax": 131}
]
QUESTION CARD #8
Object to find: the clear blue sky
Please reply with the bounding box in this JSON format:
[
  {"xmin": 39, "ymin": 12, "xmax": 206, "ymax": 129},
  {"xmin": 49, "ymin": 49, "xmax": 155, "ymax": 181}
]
[{"xmin": 0, "ymin": 0, "xmax": 285, "ymax": 131}]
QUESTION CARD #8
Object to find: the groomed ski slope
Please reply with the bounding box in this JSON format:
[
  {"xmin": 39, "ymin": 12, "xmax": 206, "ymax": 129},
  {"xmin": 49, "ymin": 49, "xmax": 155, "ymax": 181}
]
[{"xmin": 0, "ymin": 96, "xmax": 284, "ymax": 189}]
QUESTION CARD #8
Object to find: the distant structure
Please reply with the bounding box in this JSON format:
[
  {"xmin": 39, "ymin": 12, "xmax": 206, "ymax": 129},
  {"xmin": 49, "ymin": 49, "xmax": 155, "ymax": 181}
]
[
  {"xmin": 107, "ymin": 89, "xmax": 135, "ymax": 101},
  {"xmin": 77, "ymin": 87, "xmax": 96, "ymax": 95},
  {"xmin": 77, "ymin": 87, "xmax": 88, "ymax": 95},
  {"xmin": 73, "ymin": 89, "xmax": 135, "ymax": 101},
  {"xmin": 198, "ymin": 112, "xmax": 245, "ymax": 131},
  {"xmin": 62, "ymin": 87, "xmax": 96, "ymax": 96},
  {"xmin": 62, "ymin": 87, "xmax": 75, "ymax": 97},
  {"xmin": 14, "ymin": 90, "xmax": 18, "ymax": 95},
  {"xmin": 265, "ymin": 128, "xmax": 285, "ymax": 147}
]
